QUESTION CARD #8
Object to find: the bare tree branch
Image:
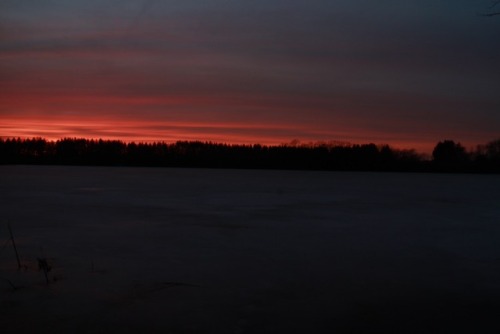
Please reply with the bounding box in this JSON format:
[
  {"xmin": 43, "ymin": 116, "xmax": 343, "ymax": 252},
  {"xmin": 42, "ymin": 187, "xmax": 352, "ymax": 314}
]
[
  {"xmin": 478, "ymin": 11, "xmax": 500, "ymax": 16},
  {"xmin": 478, "ymin": 0, "xmax": 500, "ymax": 17},
  {"xmin": 478, "ymin": 0, "xmax": 500, "ymax": 16},
  {"xmin": 490, "ymin": 0, "xmax": 500, "ymax": 9}
]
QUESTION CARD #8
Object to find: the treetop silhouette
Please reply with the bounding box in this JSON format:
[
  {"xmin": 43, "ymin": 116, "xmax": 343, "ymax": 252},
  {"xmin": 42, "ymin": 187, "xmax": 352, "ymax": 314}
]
[{"xmin": 0, "ymin": 137, "xmax": 499, "ymax": 173}]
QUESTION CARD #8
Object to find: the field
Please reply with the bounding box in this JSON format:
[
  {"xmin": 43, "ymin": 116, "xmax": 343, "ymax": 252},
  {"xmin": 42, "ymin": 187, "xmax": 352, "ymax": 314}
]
[{"xmin": 1, "ymin": 166, "xmax": 500, "ymax": 333}]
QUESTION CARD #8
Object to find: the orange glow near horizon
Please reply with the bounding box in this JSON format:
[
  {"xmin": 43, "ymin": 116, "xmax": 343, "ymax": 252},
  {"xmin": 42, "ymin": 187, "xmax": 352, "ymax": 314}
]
[
  {"xmin": 1, "ymin": 74, "xmax": 495, "ymax": 156},
  {"xmin": 2, "ymin": 64, "xmax": 497, "ymax": 156},
  {"xmin": 0, "ymin": 116, "xmax": 300, "ymax": 143},
  {"xmin": 1, "ymin": 115, "xmax": 439, "ymax": 155}
]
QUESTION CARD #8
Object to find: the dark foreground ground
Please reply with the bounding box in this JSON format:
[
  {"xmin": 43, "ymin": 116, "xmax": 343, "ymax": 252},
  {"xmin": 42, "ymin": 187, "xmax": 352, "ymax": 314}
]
[{"xmin": 1, "ymin": 166, "xmax": 500, "ymax": 333}]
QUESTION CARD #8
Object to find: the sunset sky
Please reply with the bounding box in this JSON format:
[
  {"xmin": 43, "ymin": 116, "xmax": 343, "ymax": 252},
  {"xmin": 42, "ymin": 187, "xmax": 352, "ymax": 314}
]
[{"xmin": 1, "ymin": 0, "xmax": 499, "ymax": 153}]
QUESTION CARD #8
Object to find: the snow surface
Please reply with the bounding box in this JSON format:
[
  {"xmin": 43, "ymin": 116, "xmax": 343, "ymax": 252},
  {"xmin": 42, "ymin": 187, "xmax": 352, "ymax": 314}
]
[{"xmin": 1, "ymin": 166, "xmax": 500, "ymax": 333}]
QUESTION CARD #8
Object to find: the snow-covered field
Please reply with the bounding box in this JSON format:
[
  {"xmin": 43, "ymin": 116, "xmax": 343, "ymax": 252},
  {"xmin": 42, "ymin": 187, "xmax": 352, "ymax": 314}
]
[{"xmin": 1, "ymin": 166, "xmax": 500, "ymax": 333}]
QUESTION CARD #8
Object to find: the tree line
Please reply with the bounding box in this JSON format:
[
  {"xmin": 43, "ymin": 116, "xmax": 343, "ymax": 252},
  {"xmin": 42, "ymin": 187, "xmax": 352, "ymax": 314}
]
[{"xmin": 0, "ymin": 137, "xmax": 499, "ymax": 173}]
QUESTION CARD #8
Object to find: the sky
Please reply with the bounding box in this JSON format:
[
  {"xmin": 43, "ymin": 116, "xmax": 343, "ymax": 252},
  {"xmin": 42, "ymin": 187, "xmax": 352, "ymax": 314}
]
[{"xmin": 1, "ymin": 0, "xmax": 500, "ymax": 153}]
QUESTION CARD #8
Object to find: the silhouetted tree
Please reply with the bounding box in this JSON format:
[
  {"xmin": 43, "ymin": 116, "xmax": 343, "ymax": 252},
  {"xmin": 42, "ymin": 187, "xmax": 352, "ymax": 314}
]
[
  {"xmin": 432, "ymin": 140, "xmax": 467, "ymax": 162},
  {"xmin": 1, "ymin": 137, "xmax": 498, "ymax": 173},
  {"xmin": 472, "ymin": 138, "xmax": 500, "ymax": 172},
  {"xmin": 484, "ymin": 139, "xmax": 500, "ymax": 159},
  {"xmin": 432, "ymin": 140, "xmax": 470, "ymax": 172}
]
